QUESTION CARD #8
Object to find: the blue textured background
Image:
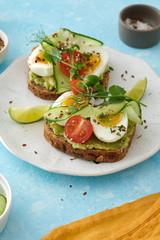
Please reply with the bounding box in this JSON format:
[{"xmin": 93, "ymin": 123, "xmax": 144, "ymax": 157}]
[{"xmin": 0, "ymin": 0, "xmax": 160, "ymax": 239}]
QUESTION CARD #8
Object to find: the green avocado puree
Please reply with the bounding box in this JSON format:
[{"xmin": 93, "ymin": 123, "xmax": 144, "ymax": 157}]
[
  {"xmin": 49, "ymin": 121, "xmax": 135, "ymax": 150},
  {"xmin": 29, "ymin": 71, "xmax": 56, "ymax": 91}
]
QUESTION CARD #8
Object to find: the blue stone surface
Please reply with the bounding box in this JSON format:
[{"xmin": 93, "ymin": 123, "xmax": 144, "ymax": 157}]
[{"xmin": 0, "ymin": 0, "xmax": 160, "ymax": 239}]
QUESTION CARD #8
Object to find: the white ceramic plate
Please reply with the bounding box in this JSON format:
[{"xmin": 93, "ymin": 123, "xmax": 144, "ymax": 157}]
[{"xmin": 0, "ymin": 47, "xmax": 160, "ymax": 176}]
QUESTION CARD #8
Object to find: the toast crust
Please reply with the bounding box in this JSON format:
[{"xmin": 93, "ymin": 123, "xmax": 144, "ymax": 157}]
[
  {"xmin": 44, "ymin": 122, "xmax": 136, "ymax": 163},
  {"xmin": 27, "ymin": 46, "xmax": 110, "ymax": 100},
  {"xmin": 27, "ymin": 78, "xmax": 61, "ymax": 100}
]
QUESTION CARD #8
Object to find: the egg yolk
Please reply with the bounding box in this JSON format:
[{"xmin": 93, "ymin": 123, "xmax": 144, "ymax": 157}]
[
  {"xmin": 97, "ymin": 113, "xmax": 123, "ymax": 127},
  {"xmin": 61, "ymin": 95, "xmax": 76, "ymax": 106},
  {"xmin": 61, "ymin": 95, "xmax": 88, "ymax": 108},
  {"xmin": 84, "ymin": 53, "xmax": 101, "ymax": 75},
  {"xmin": 34, "ymin": 51, "xmax": 49, "ymax": 64}
]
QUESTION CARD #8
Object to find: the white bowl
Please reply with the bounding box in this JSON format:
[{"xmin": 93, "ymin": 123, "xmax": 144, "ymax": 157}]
[
  {"xmin": 0, "ymin": 30, "xmax": 9, "ymax": 64},
  {"xmin": 0, "ymin": 174, "xmax": 12, "ymax": 233}
]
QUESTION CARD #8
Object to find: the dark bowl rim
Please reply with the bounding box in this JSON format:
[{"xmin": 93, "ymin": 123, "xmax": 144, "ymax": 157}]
[{"xmin": 119, "ymin": 4, "xmax": 160, "ymax": 32}]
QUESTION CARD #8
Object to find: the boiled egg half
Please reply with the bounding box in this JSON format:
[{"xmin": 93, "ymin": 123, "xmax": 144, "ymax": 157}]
[
  {"xmin": 52, "ymin": 91, "xmax": 90, "ymax": 126},
  {"xmin": 90, "ymin": 112, "xmax": 128, "ymax": 143},
  {"xmin": 80, "ymin": 46, "xmax": 109, "ymax": 78},
  {"xmin": 28, "ymin": 45, "xmax": 53, "ymax": 77}
]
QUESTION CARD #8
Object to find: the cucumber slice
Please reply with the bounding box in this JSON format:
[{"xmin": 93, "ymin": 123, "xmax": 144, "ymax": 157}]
[
  {"xmin": 126, "ymin": 101, "xmax": 141, "ymax": 118},
  {"xmin": 44, "ymin": 106, "xmax": 71, "ymax": 122},
  {"xmin": 124, "ymin": 105, "xmax": 143, "ymax": 125},
  {"xmin": 98, "ymin": 101, "xmax": 127, "ymax": 115},
  {"xmin": 42, "ymin": 28, "xmax": 103, "ymax": 52},
  {"xmin": 74, "ymin": 101, "xmax": 127, "ymax": 118},
  {"xmin": 49, "ymin": 28, "xmax": 103, "ymax": 48},
  {"xmin": 53, "ymin": 63, "xmax": 70, "ymax": 94},
  {"xmin": 44, "ymin": 102, "xmax": 127, "ymax": 123},
  {"xmin": 73, "ymin": 105, "xmax": 95, "ymax": 118},
  {"xmin": 44, "ymin": 105, "xmax": 94, "ymax": 122}
]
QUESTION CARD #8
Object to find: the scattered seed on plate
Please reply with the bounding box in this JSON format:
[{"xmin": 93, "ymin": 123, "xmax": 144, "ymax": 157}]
[{"xmin": 137, "ymin": 135, "xmax": 142, "ymax": 139}]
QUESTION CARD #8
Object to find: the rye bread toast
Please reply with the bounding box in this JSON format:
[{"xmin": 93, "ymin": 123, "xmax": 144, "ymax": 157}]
[
  {"xmin": 28, "ymin": 70, "xmax": 110, "ymax": 100},
  {"xmin": 27, "ymin": 76, "xmax": 60, "ymax": 100},
  {"xmin": 44, "ymin": 121, "xmax": 136, "ymax": 163}
]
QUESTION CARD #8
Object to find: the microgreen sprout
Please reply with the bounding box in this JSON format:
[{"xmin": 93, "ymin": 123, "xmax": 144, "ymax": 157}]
[{"xmin": 69, "ymin": 75, "xmax": 147, "ymax": 109}]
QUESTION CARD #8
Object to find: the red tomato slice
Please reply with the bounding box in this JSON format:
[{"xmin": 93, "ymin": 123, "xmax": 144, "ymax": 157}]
[
  {"xmin": 70, "ymin": 79, "xmax": 97, "ymax": 95},
  {"xmin": 60, "ymin": 51, "xmax": 85, "ymax": 77},
  {"xmin": 65, "ymin": 115, "xmax": 93, "ymax": 143},
  {"xmin": 70, "ymin": 79, "xmax": 86, "ymax": 95}
]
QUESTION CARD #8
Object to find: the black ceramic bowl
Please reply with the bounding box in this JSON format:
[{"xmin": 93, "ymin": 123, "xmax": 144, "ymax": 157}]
[{"xmin": 119, "ymin": 4, "xmax": 160, "ymax": 48}]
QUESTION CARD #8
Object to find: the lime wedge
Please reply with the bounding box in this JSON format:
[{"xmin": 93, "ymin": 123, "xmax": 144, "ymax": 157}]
[
  {"xmin": 0, "ymin": 194, "xmax": 7, "ymax": 216},
  {"xmin": 126, "ymin": 77, "xmax": 147, "ymax": 101},
  {"xmin": 9, "ymin": 104, "xmax": 51, "ymax": 123}
]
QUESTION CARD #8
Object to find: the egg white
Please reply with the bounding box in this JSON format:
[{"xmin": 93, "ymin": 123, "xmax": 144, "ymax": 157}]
[
  {"xmin": 52, "ymin": 91, "xmax": 73, "ymax": 108},
  {"xmin": 52, "ymin": 91, "xmax": 73, "ymax": 126},
  {"xmin": 28, "ymin": 45, "xmax": 53, "ymax": 77},
  {"xmin": 90, "ymin": 113, "xmax": 128, "ymax": 143},
  {"xmin": 80, "ymin": 46, "xmax": 109, "ymax": 77}
]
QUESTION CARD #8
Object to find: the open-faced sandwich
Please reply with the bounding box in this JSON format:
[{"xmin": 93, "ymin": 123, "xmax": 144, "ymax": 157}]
[
  {"xmin": 44, "ymin": 76, "xmax": 146, "ymax": 162},
  {"xmin": 27, "ymin": 28, "xmax": 110, "ymax": 100}
]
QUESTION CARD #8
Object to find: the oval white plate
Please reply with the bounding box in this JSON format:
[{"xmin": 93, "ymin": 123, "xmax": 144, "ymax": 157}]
[{"xmin": 0, "ymin": 47, "xmax": 160, "ymax": 176}]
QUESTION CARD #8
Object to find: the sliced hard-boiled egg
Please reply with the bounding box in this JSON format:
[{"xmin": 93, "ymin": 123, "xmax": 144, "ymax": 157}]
[
  {"xmin": 52, "ymin": 91, "xmax": 87, "ymax": 126},
  {"xmin": 52, "ymin": 91, "xmax": 95, "ymax": 108},
  {"xmin": 90, "ymin": 112, "xmax": 128, "ymax": 143},
  {"xmin": 52, "ymin": 91, "xmax": 95, "ymax": 126},
  {"xmin": 52, "ymin": 91, "xmax": 75, "ymax": 109},
  {"xmin": 80, "ymin": 46, "xmax": 109, "ymax": 78},
  {"xmin": 52, "ymin": 91, "xmax": 74, "ymax": 126},
  {"xmin": 28, "ymin": 45, "xmax": 53, "ymax": 77}
]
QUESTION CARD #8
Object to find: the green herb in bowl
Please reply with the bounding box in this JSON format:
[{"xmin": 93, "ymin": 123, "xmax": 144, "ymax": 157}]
[{"xmin": 0, "ymin": 194, "xmax": 6, "ymax": 216}]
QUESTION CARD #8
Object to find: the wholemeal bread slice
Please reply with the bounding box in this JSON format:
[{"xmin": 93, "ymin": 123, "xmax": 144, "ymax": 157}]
[
  {"xmin": 27, "ymin": 46, "xmax": 110, "ymax": 100},
  {"xmin": 27, "ymin": 75, "xmax": 60, "ymax": 100},
  {"xmin": 44, "ymin": 121, "xmax": 136, "ymax": 163},
  {"xmin": 28, "ymin": 70, "xmax": 110, "ymax": 100}
]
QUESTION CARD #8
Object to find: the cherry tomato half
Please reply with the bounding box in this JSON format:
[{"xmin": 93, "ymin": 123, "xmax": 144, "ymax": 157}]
[
  {"xmin": 60, "ymin": 51, "xmax": 85, "ymax": 77},
  {"xmin": 70, "ymin": 79, "xmax": 86, "ymax": 95},
  {"xmin": 70, "ymin": 79, "xmax": 97, "ymax": 95},
  {"xmin": 65, "ymin": 115, "xmax": 93, "ymax": 143}
]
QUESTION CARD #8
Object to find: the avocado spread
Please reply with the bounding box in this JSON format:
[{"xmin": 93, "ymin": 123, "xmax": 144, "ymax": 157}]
[
  {"xmin": 49, "ymin": 121, "xmax": 135, "ymax": 150},
  {"xmin": 29, "ymin": 71, "xmax": 56, "ymax": 91}
]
